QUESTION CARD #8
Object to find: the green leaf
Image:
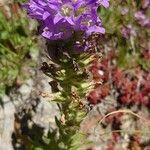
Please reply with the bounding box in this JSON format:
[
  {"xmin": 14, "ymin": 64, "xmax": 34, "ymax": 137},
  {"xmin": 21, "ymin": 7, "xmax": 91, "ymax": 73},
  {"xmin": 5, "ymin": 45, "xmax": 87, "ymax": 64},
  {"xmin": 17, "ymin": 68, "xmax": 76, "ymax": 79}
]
[{"xmin": 69, "ymin": 133, "xmax": 91, "ymax": 150}]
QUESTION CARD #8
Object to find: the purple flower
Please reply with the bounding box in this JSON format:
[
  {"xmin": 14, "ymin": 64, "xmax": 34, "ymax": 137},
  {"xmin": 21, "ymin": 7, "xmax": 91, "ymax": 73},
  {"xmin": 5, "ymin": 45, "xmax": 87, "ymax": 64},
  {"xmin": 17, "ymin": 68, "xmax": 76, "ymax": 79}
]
[
  {"xmin": 142, "ymin": 0, "xmax": 150, "ymax": 9},
  {"xmin": 121, "ymin": 25, "xmax": 136, "ymax": 39},
  {"xmin": 121, "ymin": 7, "xmax": 129, "ymax": 15},
  {"xmin": 42, "ymin": 18, "xmax": 74, "ymax": 40},
  {"xmin": 23, "ymin": 0, "xmax": 109, "ymax": 40},
  {"xmin": 97, "ymin": 0, "xmax": 109, "ymax": 8},
  {"xmin": 135, "ymin": 11, "xmax": 150, "ymax": 27}
]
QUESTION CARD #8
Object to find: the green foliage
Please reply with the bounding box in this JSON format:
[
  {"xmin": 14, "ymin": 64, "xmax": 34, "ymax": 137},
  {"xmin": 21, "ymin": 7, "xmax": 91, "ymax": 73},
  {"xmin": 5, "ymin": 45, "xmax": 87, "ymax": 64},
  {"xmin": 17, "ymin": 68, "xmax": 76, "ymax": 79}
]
[
  {"xmin": 45, "ymin": 53, "xmax": 92, "ymax": 150},
  {"xmin": 31, "ymin": 47, "xmax": 94, "ymax": 150},
  {"xmin": 138, "ymin": 58, "xmax": 150, "ymax": 72},
  {"xmin": 31, "ymin": 130, "xmax": 90, "ymax": 150},
  {"xmin": 0, "ymin": 7, "xmax": 37, "ymax": 95}
]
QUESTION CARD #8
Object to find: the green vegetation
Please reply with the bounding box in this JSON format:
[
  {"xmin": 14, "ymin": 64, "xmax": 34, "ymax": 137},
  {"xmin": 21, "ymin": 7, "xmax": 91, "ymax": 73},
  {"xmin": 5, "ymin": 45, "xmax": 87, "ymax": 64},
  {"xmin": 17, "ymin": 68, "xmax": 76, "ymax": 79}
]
[{"xmin": 0, "ymin": 4, "xmax": 37, "ymax": 95}]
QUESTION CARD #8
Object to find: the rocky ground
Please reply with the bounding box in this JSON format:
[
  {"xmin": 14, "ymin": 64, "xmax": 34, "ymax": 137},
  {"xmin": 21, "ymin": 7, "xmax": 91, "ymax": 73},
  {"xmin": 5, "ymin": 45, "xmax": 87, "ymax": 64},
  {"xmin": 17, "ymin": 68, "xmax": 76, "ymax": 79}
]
[{"xmin": 0, "ymin": 45, "xmax": 60, "ymax": 149}]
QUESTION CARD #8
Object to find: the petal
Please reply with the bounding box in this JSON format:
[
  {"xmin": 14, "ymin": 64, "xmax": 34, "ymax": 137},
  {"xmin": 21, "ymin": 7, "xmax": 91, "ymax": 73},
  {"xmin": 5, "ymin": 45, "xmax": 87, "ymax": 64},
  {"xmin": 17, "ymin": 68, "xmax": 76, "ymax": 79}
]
[
  {"xmin": 54, "ymin": 13, "xmax": 63, "ymax": 24},
  {"xmin": 42, "ymin": 28, "xmax": 53, "ymax": 39},
  {"xmin": 43, "ymin": 12, "xmax": 50, "ymax": 20},
  {"xmin": 66, "ymin": 17, "xmax": 75, "ymax": 25},
  {"xmin": 98, "ymin": 0, "xmax": 109, "ymax": 8},
  {"xmin": 48, "ymin": 2, "xmax": 60, "ymax": 11},
  {"xmin": 86, "ymin": 25, "xmax": 105, "ymax": 35}
]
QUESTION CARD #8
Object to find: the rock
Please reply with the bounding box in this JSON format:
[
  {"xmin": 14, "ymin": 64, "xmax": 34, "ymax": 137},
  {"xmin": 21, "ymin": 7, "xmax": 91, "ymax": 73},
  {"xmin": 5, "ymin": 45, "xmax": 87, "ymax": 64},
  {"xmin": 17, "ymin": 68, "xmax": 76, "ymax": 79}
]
[{"xmin": 0, "ymin": 95, "xmax": 15, "ymax": 150}]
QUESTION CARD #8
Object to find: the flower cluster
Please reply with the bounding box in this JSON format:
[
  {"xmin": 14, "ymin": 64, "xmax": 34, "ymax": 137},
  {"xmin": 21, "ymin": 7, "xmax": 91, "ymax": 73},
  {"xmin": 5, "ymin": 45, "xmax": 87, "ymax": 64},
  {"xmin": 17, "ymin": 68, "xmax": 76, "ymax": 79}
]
[
  {"xmin": 134, "ymin": 11, "xmax": 150, "ymax": 27},
  {"xmin": 23, "ymin": 0, "xmax": 109, "ymax": 40},
  {"xmin": 121, "ymin": 25, "xmax": 136, "ymax": 39}
]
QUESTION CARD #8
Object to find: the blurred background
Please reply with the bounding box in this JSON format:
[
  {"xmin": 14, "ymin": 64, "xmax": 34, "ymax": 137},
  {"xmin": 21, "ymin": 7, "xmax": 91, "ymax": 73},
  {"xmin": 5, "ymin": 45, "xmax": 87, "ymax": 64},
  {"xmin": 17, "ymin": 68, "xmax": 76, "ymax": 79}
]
[{"xmin": 0, "ymin": 0, "xmax": 149, "ymax": 150}]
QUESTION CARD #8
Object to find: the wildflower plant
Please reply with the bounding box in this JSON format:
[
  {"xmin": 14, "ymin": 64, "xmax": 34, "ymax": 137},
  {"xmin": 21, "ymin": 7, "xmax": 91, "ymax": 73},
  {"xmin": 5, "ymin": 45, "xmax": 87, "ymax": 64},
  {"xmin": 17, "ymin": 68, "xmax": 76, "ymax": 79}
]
[{"xmin": 23, "ymin": 0, "xmax": 109, "ymax": 149}]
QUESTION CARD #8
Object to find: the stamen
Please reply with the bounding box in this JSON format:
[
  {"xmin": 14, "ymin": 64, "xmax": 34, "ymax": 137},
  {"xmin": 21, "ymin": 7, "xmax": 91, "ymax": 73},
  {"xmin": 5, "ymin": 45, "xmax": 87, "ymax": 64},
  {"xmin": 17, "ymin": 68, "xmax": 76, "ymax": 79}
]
[
  {"xmin": 61, "ymin": 5, "xmax": 73, "ymax": 17},
  {"xmin": 75, "ymin": 6, "xmax": 90, "ymax": 16},
  {"xmin": 81, "ymin": 18, "xmax": 93, "ymax": 26}
]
